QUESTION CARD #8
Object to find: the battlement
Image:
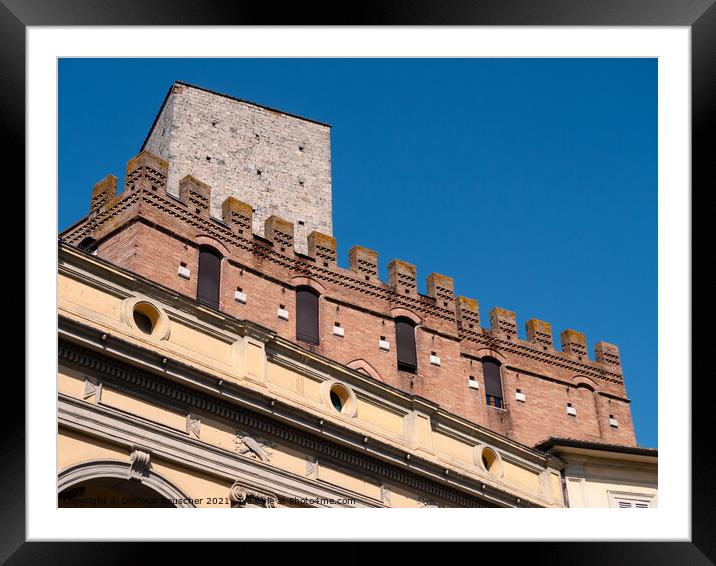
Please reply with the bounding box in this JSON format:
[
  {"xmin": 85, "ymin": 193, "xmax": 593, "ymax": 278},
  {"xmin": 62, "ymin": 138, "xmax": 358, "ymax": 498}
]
[{"xmin": 65, "ymin": 150, "xmax": 624, "ymax": 374}]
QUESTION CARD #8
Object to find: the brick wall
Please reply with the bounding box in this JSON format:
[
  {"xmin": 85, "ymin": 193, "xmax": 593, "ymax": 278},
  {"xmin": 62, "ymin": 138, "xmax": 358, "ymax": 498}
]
[{"xmin": 61, "ymin": 145, "xmax": 638, "ymax": 449}]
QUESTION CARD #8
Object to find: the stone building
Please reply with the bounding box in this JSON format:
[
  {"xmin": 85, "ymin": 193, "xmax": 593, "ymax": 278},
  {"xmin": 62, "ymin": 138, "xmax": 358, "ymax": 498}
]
[{"xmin": 57, "ymin": 81, "xmax": 657, "ymax": 508}]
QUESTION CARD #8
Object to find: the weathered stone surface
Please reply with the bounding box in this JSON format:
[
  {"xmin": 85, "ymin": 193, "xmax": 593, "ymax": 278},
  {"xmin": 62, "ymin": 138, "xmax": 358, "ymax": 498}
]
[{"xmin": 144, "ymin": 83, "xmax": 332, "ymax": 254}]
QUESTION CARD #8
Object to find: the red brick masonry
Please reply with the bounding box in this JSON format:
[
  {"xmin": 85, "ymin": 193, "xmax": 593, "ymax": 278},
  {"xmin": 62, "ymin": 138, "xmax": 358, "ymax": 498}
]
[{"xmin": 61, "ymin": 151, "xmax": 637, "ymax": 448}]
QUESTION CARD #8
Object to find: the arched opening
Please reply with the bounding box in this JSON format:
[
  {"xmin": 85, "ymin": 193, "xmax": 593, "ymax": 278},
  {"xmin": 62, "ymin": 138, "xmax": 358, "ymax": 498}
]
[
  {"xmin": 58, "ymin": 476, "xmax": 176, "ymax": 508},
  {"xmin": 482, "ymin": 357, "xmax": 504, "ymax": 409},
  {"xmin": 58, "ymin": 459, "xmax": 195, "ymax": 508},
  {"xmin": 395, "ymin": 316, "xmax": 417, "ymax": 373},
  {"xmin": 296, "ymin": 286, "xmax": 320, "ymax": 344},
  {"xmin": 197, "ymin": 245, "xmax": 222, "ymax": 309}
]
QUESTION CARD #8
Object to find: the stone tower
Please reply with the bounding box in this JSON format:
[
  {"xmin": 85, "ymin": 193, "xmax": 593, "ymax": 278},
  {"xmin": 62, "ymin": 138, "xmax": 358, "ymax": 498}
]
[{"xmin": 143, "ymin": 82, "xmax": 332, "ymax": 254}]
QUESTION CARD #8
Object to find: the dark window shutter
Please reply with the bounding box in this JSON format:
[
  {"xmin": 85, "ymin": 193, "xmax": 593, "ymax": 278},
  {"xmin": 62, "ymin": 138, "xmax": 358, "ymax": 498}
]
[
  {"xmin": 483, "ymin": 359, "xmax": 503, "ymax": 399},
  {"xmin": 197, "ymin": 246, "xmax": 221, "ymax": 309},
  {"xmin": 395, "ymin": 317, "xmax": 417, "ymax": 372},
  {"xmin": 296, "ymin": 287, "xmax": 320, "ymax": 344}
]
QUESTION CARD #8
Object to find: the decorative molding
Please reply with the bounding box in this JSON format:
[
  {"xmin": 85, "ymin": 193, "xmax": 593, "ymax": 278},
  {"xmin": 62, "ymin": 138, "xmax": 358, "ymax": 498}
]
[
  {"xmin": 59, "ymin": 316, "xmax": 555, "ymax": 504},
  {"xmin": 195, "ymin": 233, "xmax": 231, "ymax": 256},
  {"xmin": 347, "ymin": 359, "xmax": 384, "ymax": 383},
  {"xmin": 389, "ymin": 307, "xmax": 422, "ymax": 325},
  {"xmin": 229, "ymin": 480, "xmax": 279, "ymax": 508},
  {"xmin": 59, "ymin": 395, "xmax": 382, "ymax": 508},
  {"xmin": 290, "ymin": 275, "xmax": 327, "ymax": 294},
  {"xmin": 128, "ymin": 449, "xmax": 151, "ymax": 480},
  {"xmin": 83, "ymin": 377, "xmax": 102, "ymax": 402},
  {"xmin": 58, "ymin": 459, "xmax": 196, "ymax": 507},
  {"xmin": 380, "ymin": 484, "xmax": 392, "ymax": 507},
  {"xmin": 58, "ymin": 339, "xmax": 542, "ymax": 508},
  {"xmin": 186, "ymin": 414, "xmax": 201, "ymax": 439},
  {"xmin": 235, "ymin": 431, "xmax": 273, "ymax": 462},
  {"xmin": 305, "ymin": 456, "xmax": 318, "ymax": 479}
]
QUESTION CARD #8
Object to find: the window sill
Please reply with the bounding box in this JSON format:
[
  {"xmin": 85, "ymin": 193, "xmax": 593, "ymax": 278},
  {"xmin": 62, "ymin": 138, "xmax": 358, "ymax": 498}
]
[{"xmin": 297, "ymin": 336, "xmax": 320, "ymax": 346}]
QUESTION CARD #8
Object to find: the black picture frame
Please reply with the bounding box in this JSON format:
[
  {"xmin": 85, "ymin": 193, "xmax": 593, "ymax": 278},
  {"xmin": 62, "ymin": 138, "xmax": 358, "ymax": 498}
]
[{"xmin": 7, "ymin": 1, "xmax": 710, "ymax": 563}]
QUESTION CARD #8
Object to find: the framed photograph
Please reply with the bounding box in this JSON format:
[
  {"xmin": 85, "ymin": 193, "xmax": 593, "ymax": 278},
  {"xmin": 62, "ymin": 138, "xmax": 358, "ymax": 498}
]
[{"xmin": 10, "ymin": 0, "xmax": 710, "ymax": 562}]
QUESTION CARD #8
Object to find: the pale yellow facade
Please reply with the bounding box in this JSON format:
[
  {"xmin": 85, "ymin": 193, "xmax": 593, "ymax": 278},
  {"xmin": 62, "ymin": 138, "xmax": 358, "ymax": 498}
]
[
  {"xmin": 58, "ymin": 245, "xmax": 567, "ymax": 508},
  {"xmin": 57, "ymin": 245, "xmax": 656, "ymax": 508},
  {"xmin": 548, "ymin": 446, "xmax": 658, "ymax": 508}
]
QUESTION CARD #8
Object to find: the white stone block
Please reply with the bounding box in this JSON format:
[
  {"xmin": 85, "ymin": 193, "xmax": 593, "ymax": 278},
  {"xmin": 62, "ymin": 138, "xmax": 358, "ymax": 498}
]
[
  {"xmin": 515, "ymin": 391, "xmax": 526, "ymax": 402},
  {"xmin": 277, "ymin": 308, "xmax": 289, "ymax": 321},
  {"xmin": 609, "ymin": 417, "xmax": 619, "ymax": 427},
  {"xmin": 468, "ymin": 378, "xmax": 479, "ymax": 390},
  {"xmin": 379, "ymin": 339, "xmax": 390, "ymax": 351},
  {"xmin": 566, "ymin": 406, "xmax": 577, "ymax": 416},
  {"xmin": 429, "ymin": 354, "xmax": 441, "ymax": 366},
  {"xmin": 234, "ymin": 290, "xmax": 247, "ymax": 304},
  {"xmin": 178, "ymin": 265, "xmax": 191, "ymax": 279},
  {"xmin": 333, "ymin": 325, "xmax": 345, "ymax": 337}
]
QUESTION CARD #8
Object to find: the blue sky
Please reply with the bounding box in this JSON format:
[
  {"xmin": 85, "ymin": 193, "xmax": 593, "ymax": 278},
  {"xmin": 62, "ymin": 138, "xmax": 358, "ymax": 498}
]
[{"xmin": 59, "ymin": 58, "xmax": 657, "ymax": 447}]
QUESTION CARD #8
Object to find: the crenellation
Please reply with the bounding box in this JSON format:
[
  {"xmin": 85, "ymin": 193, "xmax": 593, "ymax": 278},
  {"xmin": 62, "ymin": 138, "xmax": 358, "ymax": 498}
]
[
  {"xmin": 526, "ymin": 319, "xmax": 553, "ymax": 350},
  {"xmin": 221, "ymin": 197, "xmax": 253, "ymax": 235},
  {"xmin": 89, "ymin": 175, "xmax": 118, "ymax": 213},
  {"xmin": 595, "ymin": 341, "xmax": 621, "ymax": 368},
  {"xmin": 264, "ymin": 215, "xmax": 295, "ymax": 254},
  {"xmin": 560, "ymin": 329, "xmax": 588, "ymax": 358},
  {"xmin": 125, "ymin": 150, "xmax": 168, "ymax": 195},
  {"xmin": 426, "ymin": 273, "xmax": 454, "ymax": 306},
  {"xmin": 489, "ymin": 307, "xmax": 518, "ymax": 341},
  {"xmin": 307, "ymin": 231, "xmax": 336, "ymax": 266},
  {"xmin": 456, "ymin": 296, "xmax": 480, "ymax": 333},
  {"xmin": 349, "ymin": 245, "xmax": 379, "ymax": 282},
  {"xmin": 178, "ymin": 175, "xmax": 211, "ymax": 218},
  {"xmin": 388, "ymin": 259, "xmax": 417, "ymax": 297}
]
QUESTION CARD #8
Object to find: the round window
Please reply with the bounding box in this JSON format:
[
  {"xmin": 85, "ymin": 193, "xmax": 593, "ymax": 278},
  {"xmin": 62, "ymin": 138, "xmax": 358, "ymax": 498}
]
[
  {"xmin": 321, "ymin": 381, "xmax": 357, "ymax": 418},
  {"xmin": 474, "ymin": 444, "xmax": 504, "ymax": 478},
  {"xmin": 132, "ymin": 302, "xmax": 161, "ymax": 335}
]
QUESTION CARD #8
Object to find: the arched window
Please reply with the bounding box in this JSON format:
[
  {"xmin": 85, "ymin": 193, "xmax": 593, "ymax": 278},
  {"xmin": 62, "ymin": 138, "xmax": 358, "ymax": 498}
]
[
  {"xmin": 482, "ymin": 357, "xmax": 504, "ymax": 408},
  {"xmin": 296, "ymin": 286, "xmax": 320, "ymax": 344},
  {"xmin": 395, "ymin": 317, "xmax": 417, "ymax": 373},
  {"xmin": 197, "ymin": 246, "xmax": 222, "ymax": 309}
]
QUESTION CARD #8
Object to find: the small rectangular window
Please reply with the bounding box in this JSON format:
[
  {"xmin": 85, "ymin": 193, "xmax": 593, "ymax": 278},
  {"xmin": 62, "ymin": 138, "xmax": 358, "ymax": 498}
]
[
  {"xmin": 197, "ymin": 247, "xmax": 221, "ymax": 309},
  {"xmin": 296, "ymin": 287, "xmax": 319, "ymax": 344},
  {"xmin": 395, "ymin": 318, "xmax": 417, "ymax": 373},
  {"xmin": 483, "ymin": 359, "xmax": 503, "ymax": 408}
]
